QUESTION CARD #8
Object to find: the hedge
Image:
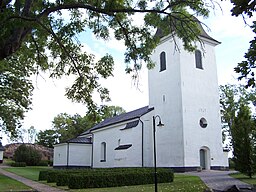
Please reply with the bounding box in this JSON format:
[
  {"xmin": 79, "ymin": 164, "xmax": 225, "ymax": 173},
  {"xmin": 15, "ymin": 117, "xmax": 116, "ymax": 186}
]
[
  {"xmin": 11, "ymin": 162, "xmax": 26, "ymax": 167},
  {"xmin": 68, "ymin": 169, "xmax": 174, "ymax": 189},
  {"xmin": 39, "ymin": 168, "xmax": 174, "ymax": 189}
]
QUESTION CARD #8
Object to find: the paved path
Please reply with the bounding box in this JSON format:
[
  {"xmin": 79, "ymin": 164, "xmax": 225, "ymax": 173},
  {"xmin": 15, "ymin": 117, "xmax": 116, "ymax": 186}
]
[
  {"xmin": 186, "ymin": 170, "xmax": 254, "ymax": 191},
  {"xmin": 0, "ymin": 166, "xmax": 65, "ymax": 192}
]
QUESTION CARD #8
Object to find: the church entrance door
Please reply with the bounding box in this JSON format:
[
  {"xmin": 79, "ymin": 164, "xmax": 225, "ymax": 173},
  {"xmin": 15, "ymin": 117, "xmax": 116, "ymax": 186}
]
[{"xmin": 200, "ymin": 149, "xmax": 206, "ymax": 169}]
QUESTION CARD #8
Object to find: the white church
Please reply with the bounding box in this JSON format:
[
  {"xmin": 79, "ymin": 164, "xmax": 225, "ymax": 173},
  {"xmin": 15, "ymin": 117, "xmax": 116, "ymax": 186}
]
[{"xmin": 53, "ymin": 22, "xmax": 229, "ymax": 172}]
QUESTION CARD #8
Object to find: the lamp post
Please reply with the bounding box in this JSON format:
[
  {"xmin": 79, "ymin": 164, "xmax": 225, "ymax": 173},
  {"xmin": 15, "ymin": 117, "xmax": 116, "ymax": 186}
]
[{"xmin": 152, "ymin": 115, "xmax": 164, "ymax": 192}]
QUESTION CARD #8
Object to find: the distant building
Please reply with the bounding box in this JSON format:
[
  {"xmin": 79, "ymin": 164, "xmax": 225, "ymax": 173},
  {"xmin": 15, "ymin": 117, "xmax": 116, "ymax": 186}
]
[
  {"xmin": 0, "ymin": 142, "xmax": 5, "ymax": 163},
  {"xmin": 54, "ymin": 21, "xmax": 229, "ymax": 172}
]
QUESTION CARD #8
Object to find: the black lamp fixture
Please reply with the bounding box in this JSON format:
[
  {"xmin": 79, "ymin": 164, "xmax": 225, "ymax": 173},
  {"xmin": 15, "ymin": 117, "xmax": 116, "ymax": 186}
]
[{"xmin": 152, "ymin": 115, "xmax": 164, "ymax": 192}]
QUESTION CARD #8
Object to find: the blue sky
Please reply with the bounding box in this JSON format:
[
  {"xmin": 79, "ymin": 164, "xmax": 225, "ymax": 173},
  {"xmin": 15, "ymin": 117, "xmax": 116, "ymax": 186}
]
[{"xmin": 2, "ymin": 1, "xmax": 256, "ymax": 144}]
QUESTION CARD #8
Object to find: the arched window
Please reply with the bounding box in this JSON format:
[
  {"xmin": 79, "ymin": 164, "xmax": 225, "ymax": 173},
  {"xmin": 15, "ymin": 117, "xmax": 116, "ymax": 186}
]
[
  {"xmin": 100, "ymin": 142, "xmax": 106, "ymax": 162},
  {"xmin": 160, "ymin": 51, "xmax": 166, "ymax": 72},
  {"xmin": 195, "ymin": 50, "xmax": 203, "ymax": 69}
]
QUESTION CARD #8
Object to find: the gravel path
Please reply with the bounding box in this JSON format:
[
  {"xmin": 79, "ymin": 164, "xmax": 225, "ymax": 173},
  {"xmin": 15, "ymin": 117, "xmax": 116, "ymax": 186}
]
[{"xmin": 186, "ymin": 170, "xmax": 255, "ymax": 191}]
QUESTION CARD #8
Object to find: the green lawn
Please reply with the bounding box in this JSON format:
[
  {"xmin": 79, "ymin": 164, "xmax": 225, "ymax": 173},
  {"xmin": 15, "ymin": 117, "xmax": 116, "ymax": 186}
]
[
  {"xmin": 0, "ymin": 174, "xmax": 33, "ymax": 191},
  {"xmin": 230, "ymin": 172, "xmax": 256, "ymax": 185},
  {"xmin": 4, "ymin": 167, "xmax": 208, "ymax": 192},
  {"xmin": 64, "ymin": 174, "xmax": 208, "ymax": 192},
  {"xmin": 4, "ymin": 166, "xmax": 51, "ymax": 181}
]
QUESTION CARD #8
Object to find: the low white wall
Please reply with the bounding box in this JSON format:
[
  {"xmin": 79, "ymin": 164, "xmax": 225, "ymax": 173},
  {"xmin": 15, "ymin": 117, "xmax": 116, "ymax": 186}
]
[
  {"xmin": 68, "ymin": 144, "xmax": 92, "ymax": 166},
  {"xmin": 53, "ymin": 144, "xmax": 67, "ymax": 166}
]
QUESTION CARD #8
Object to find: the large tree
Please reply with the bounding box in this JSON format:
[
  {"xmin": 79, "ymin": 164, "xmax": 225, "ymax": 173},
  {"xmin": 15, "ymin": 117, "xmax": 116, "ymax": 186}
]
[
  {"xmin": 219, "ymin": 84, "xmax": 256, "ymax": 146},
  {"xmin": 230, "ymin": 0, "xmax": 256, "ymax": 87},
  {"xmin": 52, "ymin": 105, "xmax": 125, "ymax": 142},
  {"xmin": 36, "ymin": 129, "xmax": 58, "ymax": 148},
  {"xmin": 232, "ymin": 104, "xmax": 255, "ymax": 178},
  {"xmin": 0, "ymin": 0, "xmax": 213, "ymax": 136}
]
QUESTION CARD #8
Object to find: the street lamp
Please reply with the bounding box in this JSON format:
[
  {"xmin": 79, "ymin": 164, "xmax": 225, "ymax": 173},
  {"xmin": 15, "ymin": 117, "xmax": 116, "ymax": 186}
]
[{"xmin": 153, "ymin": 115, "xmax": 164, "ymax": 192}]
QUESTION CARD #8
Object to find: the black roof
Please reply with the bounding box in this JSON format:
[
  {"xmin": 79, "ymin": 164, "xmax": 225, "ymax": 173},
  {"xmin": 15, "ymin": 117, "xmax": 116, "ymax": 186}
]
[
  {"xmin": 80, "ymin": 106, "xmax": 154, "ymax": 135},
  {"xmin": 154, "ymin": 17, "xmax": 220, "ymax": 44},
  {"xmin": 66, "ymin": 137, "xmax": 92, "ymax": 144}
]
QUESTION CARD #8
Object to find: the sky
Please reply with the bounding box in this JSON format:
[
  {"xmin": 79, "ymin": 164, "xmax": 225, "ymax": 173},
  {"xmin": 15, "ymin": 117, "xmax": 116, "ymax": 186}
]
[{"xmin": 2, "ymin": 1, "xmax": 256, "ymax": 144}]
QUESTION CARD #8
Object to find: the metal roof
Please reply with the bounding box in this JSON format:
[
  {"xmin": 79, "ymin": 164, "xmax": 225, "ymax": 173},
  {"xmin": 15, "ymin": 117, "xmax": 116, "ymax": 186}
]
[
  {"xmin": 67, "ymin": 137, "xmax": 92, "ymax": 144},
  {"xmin": 80, "ymin": 106, "xmax": 154, "ymax": 135}
]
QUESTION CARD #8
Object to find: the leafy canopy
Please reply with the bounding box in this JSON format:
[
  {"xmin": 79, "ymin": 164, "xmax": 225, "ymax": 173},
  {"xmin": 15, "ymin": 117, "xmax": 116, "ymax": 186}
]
[
  {"xmin": 0, "ymin": 0, "xmax": 213, "ymax": 136},
  {"xmin": 230, "ymin": 0, "xmax": 256, "ymax": 87},
  {"xmin": 51, "ymin": 105, "xmax": 126, "ymax": 142}
]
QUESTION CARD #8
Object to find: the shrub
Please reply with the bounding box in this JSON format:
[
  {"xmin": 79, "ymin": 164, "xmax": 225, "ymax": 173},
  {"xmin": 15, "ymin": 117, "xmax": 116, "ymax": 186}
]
[
  {"xmin": 13, "ymin": 144, "xmax": 42, "ymax": 166},
  {"xmin": 38, "ymin": 170, "xmax": 49, "ymax": 181},
  {"xmin": 11, "ymin": 162, "xmax": 26, "ymax": 167},
  {"xmin": 67, "ymin": 168, "xmax": 174, "ymax": 189},
  {"xmin": 37, "ymin": 160, "xmax": 49, "ymax": 166},
  {"xmin": 47, "ymin": 170, "xmax": 59, "ymax": 183}
]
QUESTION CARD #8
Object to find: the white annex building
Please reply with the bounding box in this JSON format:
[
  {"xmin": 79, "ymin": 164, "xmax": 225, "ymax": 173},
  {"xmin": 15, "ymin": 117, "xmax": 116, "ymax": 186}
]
[{"xmin": 53, "ymin": 22, "xmax": 229, "ymax": 172}]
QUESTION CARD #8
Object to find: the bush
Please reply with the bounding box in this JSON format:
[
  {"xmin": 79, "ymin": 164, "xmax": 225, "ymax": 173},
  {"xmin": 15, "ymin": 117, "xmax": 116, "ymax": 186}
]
[
  {"xmin": 37, "ymin": 160, "xmax": 49, "ymax": 166},
  {"xmin": 13, "ymin": 144, "xmax": 42, "ymax": 166},
  {"xmin": 67, "ymin": 168, "xmax": 174, "ymax": 189},
  {"xmin": 229, "ymin": 158, "xmax": 235, "ymax": 170},
  {"xmin": 11, "ymin": 162, "xmax": 26, "ymax": 167},
  {"xmin": 38, "ymin": 170, "xmax": 49, "ymax": 181},
  {"xmin": 39, "ymin": 168, "xmax": 174, "ymax": 189}
]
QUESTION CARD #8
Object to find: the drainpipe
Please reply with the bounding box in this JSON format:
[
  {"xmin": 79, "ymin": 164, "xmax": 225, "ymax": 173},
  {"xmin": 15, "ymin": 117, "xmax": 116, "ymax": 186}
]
[
  {"xmin": 91, "ymin": 133, "xmax": 94, "ymax": 168},
  {"xmin": 139, "ymin": 118, "xmax": 144, "ymax": 167},
  {"xmin": 67, "ymin": 142, "xmax": 69, "ymax": 168}
]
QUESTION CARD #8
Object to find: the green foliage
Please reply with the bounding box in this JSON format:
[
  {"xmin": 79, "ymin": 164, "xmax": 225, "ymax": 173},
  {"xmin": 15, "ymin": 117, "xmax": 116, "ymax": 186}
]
[
  {"xmin": 11, "ymin": 162, "xmax": 26, "ymax": 167},
  {"xmin": 52, "ymin": 113, "xmax": 95, "ymax": 142},
  {"xmin": 39, "ymin": 168, "xmax": 174, "ymax": 189},
  {"xmin": 36, "ymin": 129, "xmax": 58, "ymax": 148},
  {"xmin": 230, "ymin": 0, "xmax": 255, "ymax": 17},
  {"xmin": 51, "ymin": 105, "xmax": 125, "ymax": 142},
  {"xmin": 37, "ymin": 160, "xmax": 50, "ymax": 166},
  {"xmin": 13, "ymin": 144, "xmax": 42, "ymax": 166},
  {"xmin": 219, "ymin": 84, "xmax": 256, "ymax": 145},
  {"xmin": 232, "ymin": 104, "xmax": 255, "ymax": 178},
  {"xmin": 229, "ymin": 158, "xmax": 235, "ymax": 170},
  {"xmin": 68, "ymin": 168, "xmax": 173, "ymax": 189},
  {"xmin": 230, "ymin": 0, "xmax": 256, "ymax": 88},
  {"xmin": 0, "ymin": 57, "xmax": 33, "ymax": 137},
  {"xmin": 38, "ymin": 170, "xmax": 49, "ymax": 181},
  {"xmin": 235, "ymin": 22, "xmax": 256, "ymax": 88},
  {"xmin": 0, "ymin": 0, "xmax": 212, "ymax": 136}
]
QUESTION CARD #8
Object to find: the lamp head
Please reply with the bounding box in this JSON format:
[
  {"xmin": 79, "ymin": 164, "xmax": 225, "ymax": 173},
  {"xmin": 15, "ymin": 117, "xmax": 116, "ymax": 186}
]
[{"xmin": 157, "ymin": 121, "xmax": 164, "ymax": 127}]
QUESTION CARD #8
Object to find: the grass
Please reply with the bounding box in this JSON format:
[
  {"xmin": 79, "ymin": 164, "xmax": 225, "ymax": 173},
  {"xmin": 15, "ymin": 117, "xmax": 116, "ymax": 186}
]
[
  {"xmin": 3, "ymin": 167, "xmax": 208, "ymax": 192},
  {"xmin": 4, "ymin": 166, "xmax": 51, "ymax": 181},
  {"xmin": 64, "ymin": 174, "xmax": 208, "ymax": 192},
  {"xmin": 0, "ymin": 174, "xmax": 33, "ymax": 191},
  {"xmin": 230, "ymin": 172, "xmax": 256, "ymax": 185}
]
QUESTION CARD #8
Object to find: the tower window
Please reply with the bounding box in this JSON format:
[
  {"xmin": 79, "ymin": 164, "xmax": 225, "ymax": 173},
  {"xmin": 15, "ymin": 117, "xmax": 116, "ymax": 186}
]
[
  {"xmin": 199, "ymin": 118, "xmax": 207, "ymax": 128},
  {"xmin": 195, "ymin": 50, "xmax": 203, "ymax": 69},
  {"xmin": 100, "ymin": 142, "xmax": 106, "ymax": 162},
  {"xmin": 160, "ymin": 51, "xmax": 166, "ymax": 72}
]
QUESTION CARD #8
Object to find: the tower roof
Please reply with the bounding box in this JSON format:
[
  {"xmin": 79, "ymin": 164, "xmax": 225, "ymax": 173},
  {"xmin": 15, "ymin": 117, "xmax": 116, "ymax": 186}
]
[{"xmin": 154, "ymin": 17, "xmax": 220, "ymax": 44}]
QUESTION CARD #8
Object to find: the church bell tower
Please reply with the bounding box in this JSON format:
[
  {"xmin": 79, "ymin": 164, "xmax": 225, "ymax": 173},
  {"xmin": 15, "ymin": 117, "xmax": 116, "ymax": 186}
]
[{"xmin": 148, "ymin": 24, "xmax": 229, "ymax": 171}]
